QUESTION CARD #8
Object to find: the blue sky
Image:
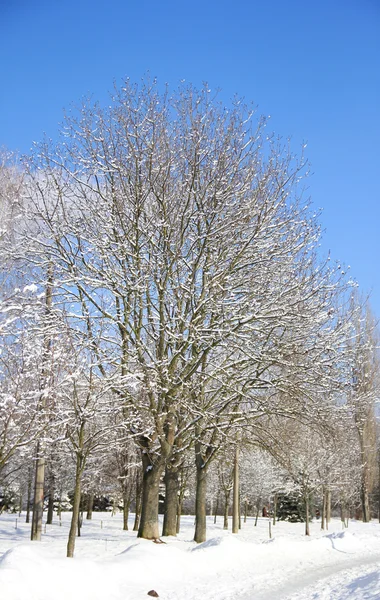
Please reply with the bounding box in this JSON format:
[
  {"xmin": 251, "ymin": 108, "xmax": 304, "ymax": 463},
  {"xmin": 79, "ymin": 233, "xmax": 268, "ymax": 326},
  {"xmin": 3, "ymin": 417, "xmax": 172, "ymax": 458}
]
[{"xmin": 1, "ymin": 0, "xmax": 379, "ymax": 315}]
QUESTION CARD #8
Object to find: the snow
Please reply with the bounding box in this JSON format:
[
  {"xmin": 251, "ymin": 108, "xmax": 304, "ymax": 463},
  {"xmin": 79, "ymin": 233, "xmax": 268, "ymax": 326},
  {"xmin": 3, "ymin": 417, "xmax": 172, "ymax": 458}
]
[{"xmin": 1, "ymin": 513, "xmax": 380, "ymax": 600}]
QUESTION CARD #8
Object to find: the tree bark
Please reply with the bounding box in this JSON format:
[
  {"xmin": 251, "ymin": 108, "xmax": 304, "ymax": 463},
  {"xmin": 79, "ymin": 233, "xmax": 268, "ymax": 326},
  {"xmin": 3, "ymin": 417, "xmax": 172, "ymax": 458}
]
[
  {"xmin": 321, "ymin": 487, "xmax": 326, "ymax": 530},
  {"xmin": 86, "ymin": 493, "xmax": 94, "ymax": 520},
  {"xmin": 214, "ymin": 494, "xmax": 219, "ymax": 524},
  {"xmin": 273, "ymin": 493, "xmax": 278, "ymax": 526},
  {"xmin": 31, "ymin": 442, "xmax": 45, "ymax": 541},
  {"xmin": 46, "ymin": 483, "xmax": 54, "ymax": 525},
  {"xmin": 305, "ymin": 493, "xmax": 310, "ymax": 536},
  {"xmin": 162, "ymin": 466, "xmax": 179, "ymax": 536},
  {"xmin": 25, "ymin": 468, "xmax": 32, "ymax": 524},
  {"xmin": 67, "ymin": 452, "xmax": 83, "ymax": 557},
  {"xmin": 360, "ymin": 470, "xmax": 371, "ymax": 522},
  {"xmin": 133, "ymin": 475, "xmax": 142, "ymax": 532},
  {"xmin": 326, "ymin": 488, "xmax": 331, "ymax": 529},
  {"xmin": 31, "ymin": 266, "xmax": 53, "ymax": 541},
  {"xmin": 137, "ymin": 453, "xmax": 163, "ymax": 540},
  {"xmin": 223, "ymin": 492, "xmax": 230, "ymax": 529},
  {"xmin": 123, "ymin": 486, "xmax": 133, "ymax": 531},
  {"xmin": 194, "ymin": 462, "xmax": 208, "ymax": 543},
  {"xmin": 232, "ymin": 445, "xmax": 239, "ymax": 534}
]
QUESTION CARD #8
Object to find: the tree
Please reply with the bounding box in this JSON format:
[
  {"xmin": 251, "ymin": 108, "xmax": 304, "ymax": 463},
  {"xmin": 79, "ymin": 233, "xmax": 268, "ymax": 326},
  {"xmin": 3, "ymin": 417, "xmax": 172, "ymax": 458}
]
[
  {"xmin": 349, "ymin": 300, "xmax": 379, "ymax": 521},
  {"xmin": 22, "ymin": 79, "xmax": 353, "ymax": 543}
]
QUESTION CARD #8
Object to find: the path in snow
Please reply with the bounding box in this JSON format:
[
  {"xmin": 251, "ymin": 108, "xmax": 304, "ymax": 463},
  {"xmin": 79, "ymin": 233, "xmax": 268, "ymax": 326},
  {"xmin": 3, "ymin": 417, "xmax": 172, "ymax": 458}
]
[{"xmin": 246, "ymin": 554, "xmax": 380, "ymax": 600}]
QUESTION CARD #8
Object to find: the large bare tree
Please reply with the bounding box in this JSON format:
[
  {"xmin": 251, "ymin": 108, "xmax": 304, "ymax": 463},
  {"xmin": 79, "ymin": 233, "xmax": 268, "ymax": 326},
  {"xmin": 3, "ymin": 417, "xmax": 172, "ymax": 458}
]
[{"xmin": 22, "ymin": 80, "xmax": 352, "ymax": 541}]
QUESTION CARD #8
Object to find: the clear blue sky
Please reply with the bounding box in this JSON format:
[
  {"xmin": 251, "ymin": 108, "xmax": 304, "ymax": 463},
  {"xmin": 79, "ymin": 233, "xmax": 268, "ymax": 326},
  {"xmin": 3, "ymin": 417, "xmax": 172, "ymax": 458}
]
[{"xmin": 1, "ymin": 0, "xmax": 379, "ymax": 315}]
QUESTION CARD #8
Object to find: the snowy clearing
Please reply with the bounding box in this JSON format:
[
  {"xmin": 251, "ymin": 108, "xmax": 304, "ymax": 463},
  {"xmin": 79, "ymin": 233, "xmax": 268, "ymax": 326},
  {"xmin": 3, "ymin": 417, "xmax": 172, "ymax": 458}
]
[{"xmin": 1, "ymin": 513, "xmax": 380, "ymax": 600}]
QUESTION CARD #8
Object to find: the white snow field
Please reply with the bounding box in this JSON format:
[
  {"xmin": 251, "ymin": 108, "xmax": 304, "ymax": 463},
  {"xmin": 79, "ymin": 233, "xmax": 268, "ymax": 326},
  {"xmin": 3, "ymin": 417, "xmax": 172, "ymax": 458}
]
[{"xmin": 1, "ymin": 512, "xmax": 380, "ymax": 600}]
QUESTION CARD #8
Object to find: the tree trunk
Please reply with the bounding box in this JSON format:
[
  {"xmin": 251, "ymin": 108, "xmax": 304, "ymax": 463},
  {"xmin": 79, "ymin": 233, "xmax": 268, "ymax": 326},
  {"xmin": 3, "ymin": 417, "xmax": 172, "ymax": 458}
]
[
  {"xmin": 223, "ymin": 492, "xmax": 230, "ymax": 529},
  {"xmin": 137, "ymin": 454, "xmax": 163, "ymax": 540},
  {"xmin": 25, "ymin": 468, "xmax": 32, "ymax": 524},
  {"xmin": 194, "ymin": 462, "xmax": 208, "ymax": 543},
  {"xmin": 321, "ymin": 487, "xmax": 326, "ymax": 530},
  {"xmin": 86, "ymin": 493, "xmax": 94, "ymax": 520},
  {"xmin": 232, "ymin": 444, "xmax": 239, "ymax": 534},
  {"xmin": 244, "ymin": 499, "xmax": 248, "ymax": 523},
  {"xmin": 176, "ymin": 500, "xmax": 182, "ymax": 534},
  {"xmin": 31, "ymin": 442, "xmax": 45, "ymax": 541},
  {"xmin": 232, "ymin": 444, "xmax": 239, "ymax": 533},
  {"xmin": 162, "ymin": 466, "xmax": 179, "ymax": 536},
  {"xmin": 254, "ymin": 498, "xmax": 261, "ymax": 526},
  {"xmin": 67, "ymin": 452, "xmax": 83, "ymax": 557},
  {"xmin": 133, "ymin": 475, "xmax": 142, "ymax": 532},
  {"xmin": 46, "ymin": 484, "xmax": 54, "ymax": 525},
  {"xmin": 273, "ymin": 493, "xmax": 277, "ymax": 526},
  {"xmin": 214, "ymin": 493, "xmax": 219, "ymax": 524},
  {"xmin": 77, "ymin": 496, "xmax": 83, "ymax": 537},
  {"xmin": 123, "ymin": 486, "xmax": 133, "ymax": 531},
  {"xmin": 31, "ymin": 267, "xmax": 53, "ymax": 541},
  {"xmin": 305, "ymin": 493, "xmax": 310, "ymax": 536},
  {"xmin": 361, "ymin": 472, "xmax": 371, "ymax": 522},
  {"xmin": 326, "ymin": 488, "xmax": 331, "ymax": 529}
]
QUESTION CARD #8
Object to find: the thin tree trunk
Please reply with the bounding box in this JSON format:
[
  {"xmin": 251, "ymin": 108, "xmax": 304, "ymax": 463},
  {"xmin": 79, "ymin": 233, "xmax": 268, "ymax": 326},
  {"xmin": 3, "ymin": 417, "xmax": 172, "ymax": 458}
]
[
  {"xmin": 244, "ymin": 499, "xmax": 248, "ymax": 523},
  {"xmin": 340, "ymin": 499, "xmax": 345, "ymax": 523},
  {"xmin": 123, "ymin": 485, "xmax": 133, "ymax": 531},
  {"xmin": 361, "ymin": 472, "xmax": 371, "ymax": 522},
  {"xmin": 326, "ymin": 488, "xmax": 331, "ymax": 529},
  {"xmin": 31, "ymin": 442, "xmax": 45, "ymax": 541},
  {"xmin": 46, "ymin": 483, "xmax": 54, "ymax": 525},
  {"xmin": 162, "ymin": 466, "xmax": 179, "ymax": 536},
  {"xmin": 232, "ymin": 444, "xmax": 239, "ymax": 534},
  {"xmin": 77, "ymin": 495, "xmax": 83, "ymax": 536},
  {"xmin": 86, "ymin": 493, "xmax": 94, "ymax": 520},
  {"xmin": 176, "ymin": 496, "xmax": 183, "ymax": 534},
  {"xmin": 67, "ymin": 451, "xmax": 83, "ymax": 557},
  {"xmin": 321, "ymin": 487, "xmax": 326, "ymax": 530},
  {"xmin": 254, "ymin": 498, "xmax": 261, "ymax": 526},
  {"xmin": 133, "ymin": 475, "xmax": 142, "ymax": 532},
  {"xmin": 176, "ymin": 467, "xmax": 187, "ymax": 534},
  {"xmin": 305, "ymin": 493, "xmax": 310, "ymax": 536},
  {"xmin": 31, "ymin": 266, "xmax": 53, "ymax": 541},
  {"xmin": 137, "ymin": 453, "xmax": 163, "ymax": 540},
  {"xmin": 273, "ymin": 493, "xmax": 277, "ymax": 526},
  {"xmin": 25, "ymin": 468, "xmax": 32, "ymax": 524},
  {"xmin": 214, "ymin": 492, "xmax": 219, "ymax": 524},
  {"xmin": 223, "ymin": 492, "xmax": 230, "ymax": 529},
  {"xmin": 194, "ymin": 462, "xmax": 208, "ymax": 543}
]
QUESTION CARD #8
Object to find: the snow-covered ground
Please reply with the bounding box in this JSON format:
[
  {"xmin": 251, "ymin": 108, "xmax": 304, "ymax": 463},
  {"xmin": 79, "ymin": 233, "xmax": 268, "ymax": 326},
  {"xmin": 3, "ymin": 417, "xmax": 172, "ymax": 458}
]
[{"xmin": 1, "ymin": 512, "xmax": 380, "ymax": 600}]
